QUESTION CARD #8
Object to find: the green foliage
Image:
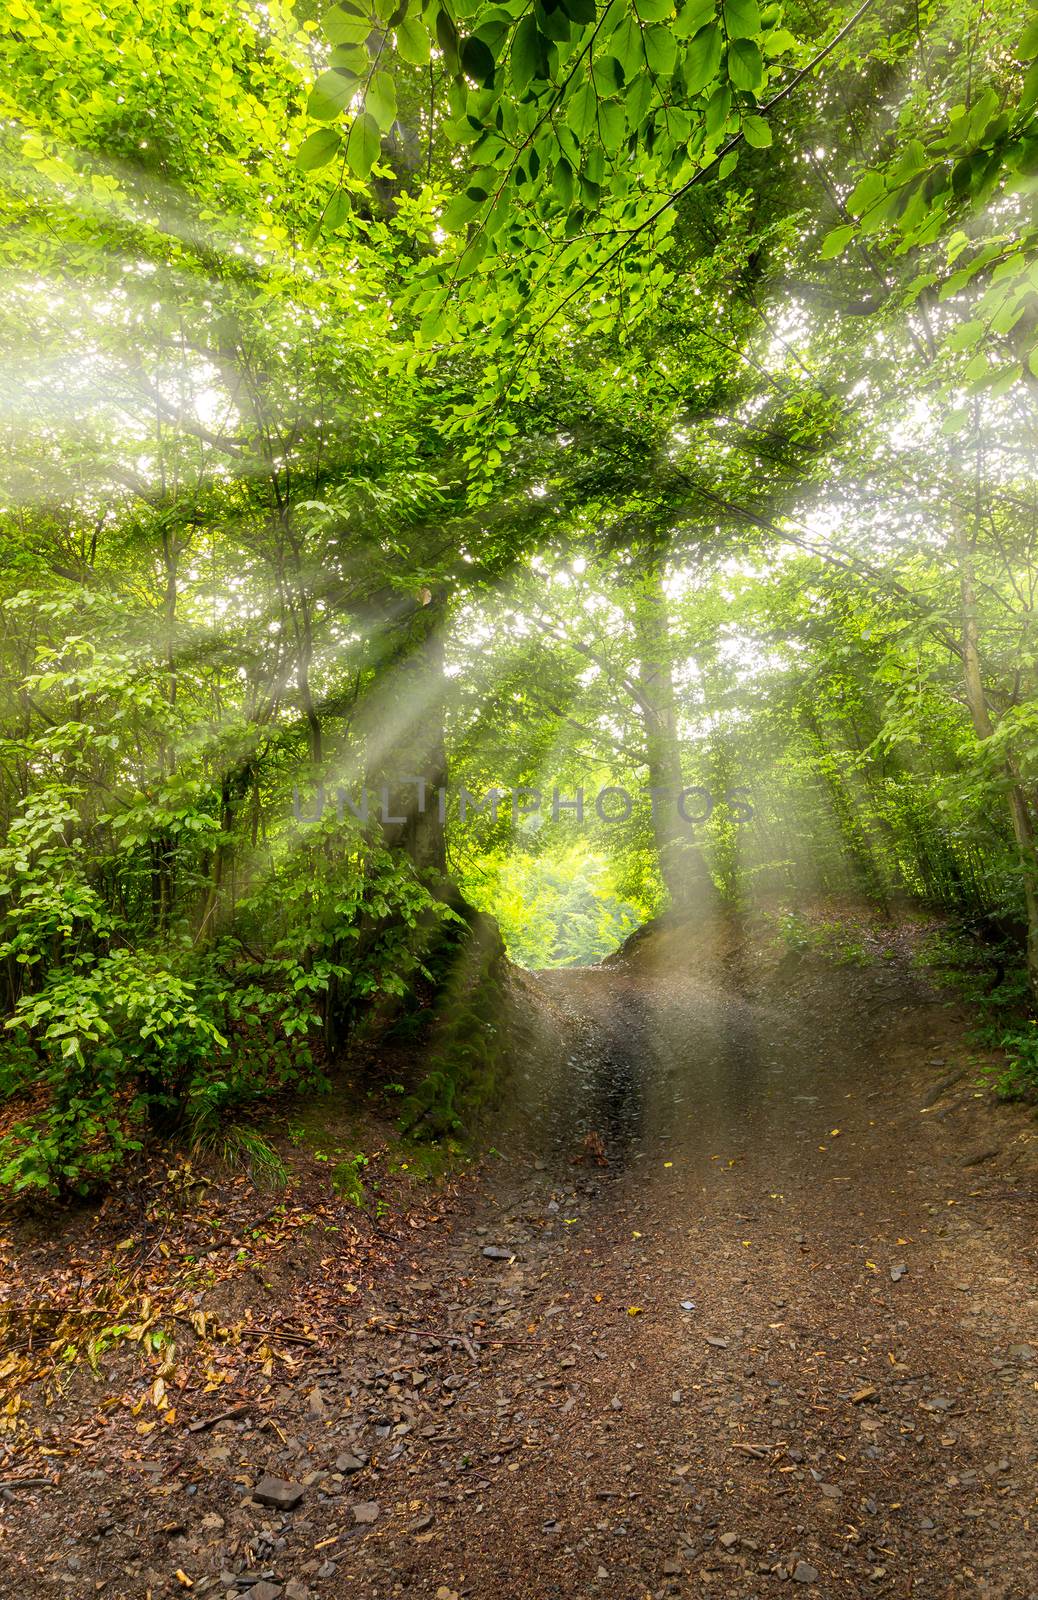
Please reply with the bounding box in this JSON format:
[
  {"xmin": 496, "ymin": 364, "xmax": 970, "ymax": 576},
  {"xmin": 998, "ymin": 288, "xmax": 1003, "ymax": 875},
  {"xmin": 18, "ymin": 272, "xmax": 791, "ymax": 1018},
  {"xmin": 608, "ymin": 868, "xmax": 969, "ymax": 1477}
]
[
  {"xmin": 915, "ymin": 926, "xmax": 1038, "ymax": 1099},
  {"xmin": 463, "ymin": 847, "xmax": 645, "ymax": 967},
  {"xmin": 330, "ymin": 1151, "xmax": 370, "ymax": 1205},
  {"xmin": 3, "ymin": 0, "xmax": 1038, "ymax": 1197},
  {"xmin": 774, "ymin": 911, "xmax": 869, "ymax": 966}
]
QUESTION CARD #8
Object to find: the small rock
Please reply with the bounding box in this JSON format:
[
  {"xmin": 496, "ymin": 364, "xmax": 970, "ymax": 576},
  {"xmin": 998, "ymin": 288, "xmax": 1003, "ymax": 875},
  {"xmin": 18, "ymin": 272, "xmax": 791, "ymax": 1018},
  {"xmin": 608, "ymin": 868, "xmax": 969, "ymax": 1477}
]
[
  {"xmin": 334, "ymin": 1453, "xmax": 367, "ymax": 1474},
  {"xmin": 662, "ymin": 1558, "xmax": 684, "ymax": 1575},
  {"xmin": 201, "ymin": 1512, "xmax": 225, "ymax": 1532},
  {"xmin": 352, "ymin": 1501, "xmax": 380, "ymax": 1524},
  {"xmin": 719, "ymin": 1533, "xmax": 739, "ymax": 1550},
  {"xmin": 792, "ymin": 1561, "xmax": 820, "ymax": 1584},
  {"xmin": 890, "ymin": 1263, "xmax": 907, "ymax": 1283},
  {"xmin": 254, "ymin": 1476, "xmax": 304, "ymax": 1512},
  {"xmin": 482, "ymin": 1246, "xmax": 512, "ymax": 1260},
  {"xmin": 705, "ymin": 1336, "xmax": 729, "ymax": 1349},
  {"xmin": 961, "ymin": 1146, "xmax": 1000, "ymax": 1168},
  {"xmin": 284, "ymin": 1585, "xmax": 310, "ymax": 1600},
  {"xmin": 1008, "ymin": 1344, "xmax": 1035, "ymax": 1363},
  {"xmin": 250, "ymin": 1585, "xmax": 283, "ymax": 1600}
]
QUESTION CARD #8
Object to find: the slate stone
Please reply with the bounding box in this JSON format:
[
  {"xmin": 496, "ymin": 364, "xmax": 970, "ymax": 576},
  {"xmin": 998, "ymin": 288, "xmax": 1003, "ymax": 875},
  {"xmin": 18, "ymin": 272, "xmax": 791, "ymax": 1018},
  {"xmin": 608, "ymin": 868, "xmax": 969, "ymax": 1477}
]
[{"xmin": 254, "ymin": 1476, "xmax": 304, "ymax": 1511}]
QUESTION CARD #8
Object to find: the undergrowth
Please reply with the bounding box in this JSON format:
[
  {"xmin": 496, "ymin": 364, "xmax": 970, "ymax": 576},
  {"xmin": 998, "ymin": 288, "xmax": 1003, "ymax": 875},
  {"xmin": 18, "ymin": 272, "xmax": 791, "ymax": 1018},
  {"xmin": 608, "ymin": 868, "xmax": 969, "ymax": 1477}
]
[{"xmin": 915, "ymin": 925, "xmax": 1038, "ymax": 1100}]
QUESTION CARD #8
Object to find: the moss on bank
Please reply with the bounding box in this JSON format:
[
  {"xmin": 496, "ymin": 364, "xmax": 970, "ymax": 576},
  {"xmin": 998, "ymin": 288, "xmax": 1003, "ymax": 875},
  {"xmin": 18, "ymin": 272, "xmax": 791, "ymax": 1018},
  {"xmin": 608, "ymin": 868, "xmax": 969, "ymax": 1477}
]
[{"xmin": 397, "ymin": 908, "xmax": 512, "ymax": 1140}]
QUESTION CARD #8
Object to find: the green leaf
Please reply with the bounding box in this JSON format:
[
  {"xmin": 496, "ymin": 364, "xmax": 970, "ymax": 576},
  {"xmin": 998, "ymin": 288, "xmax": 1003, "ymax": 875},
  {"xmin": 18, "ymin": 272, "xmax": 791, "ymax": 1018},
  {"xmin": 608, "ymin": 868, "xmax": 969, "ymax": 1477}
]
[
  {"xmin": 741, "ymin": 112, "xmax": 771, "ymax": 147},
  {"xmin": 296, "ymin": 128, "xmax": 342, "ymax": 172},
  {"xmin": 717, "ymin": 148, "xmax": 739, "ymax": 179},
  {"xmin": 726, "ymin": 36, "xmax": 763, "ymax": 89},
  {"xmin": 599, "ymin": 98, "xmax": 627, "ymax": 151},
  {"xmin": 330, "ymin": 42, "xmax": 370, "ymax": 72},
  {"xmin": 366, "ymin": 69, "xmax": 397, "ymax": 129},
  {"xmin": 704, "ymin": 82, "xmax": 731, "ymax": 135},
  {"xmin": 846, "ymin": 169, "xmax": 885, "ymax": 216},
  {"xmin": 645, "ymin": 25, "xmax": 678, "ymax": 75},
  {"xmin": 683, "ymin": 23, "xmax": 723, "ymax": 94},
  {"xmin": 674, "ymin": 0, "xmax": 715, "ymax": 38},
  {"xmin": 1021, "ymin": 60, "xmax": 1038, "ymax": 112},
  {"xmin": 611, "ymin": 14, "xmax": 643, "ymax": 78},
  {"xmin": 441, "ymin": 189, "xmax": 484, "ymax": 230},
  {"xmin": 560, "ymin": 0, "xmax": 597, "ymax": 19},
  {"xmin": 308, "ymin": 69, "xmax": 357, "ymax": 121},
  {"xmin": 510, "ymin": 14, "xmax": 540, "ymax": 91},
  {"xmin": 723, "ymin": 0, "xmax": 760, "ymax": 40},
  {"xmin": 628, "ymin": 70, "xmax": 654, "ymax": 128},
  {"xmin": 820, "ymin": 222, "xmax": 854, "ymax": 258},
  {"xmin": 592, "ymin": 53, "xmax": 624, "ymax": 93},
  {"xmin": 436, "ymin": 7, "xmax": 460, "ymax": 71},
  {"xmin": 325, "ymin": 188, "xmax": 353, "ymax": 230},
  {"xmin": 552, "ymin": 155, "xmax": 575, "ymax": 205},
  {"xmin": 324, "ymin": 2, "xmax": 372, "ymax": 44},
  {"xmin": 569, "ymin": 79, "xmax": 598, "ymax": 139},
  {"xmin": 461, "ymin": 34, "xmax": 496, "ymax": 85},
  {"xmin": 762, "ymin": 25, "xmax": 797, "ymax": 54},
  {"xmin": 946, "ymin": 318, "xmax": 985, "ymax": 352},
  {"xmin": 346, "ymin": 110, "xmax": 381, "ymax": 177},
  {"xmin": 396, "ymin": 14, "xmax": 430, "ymax": 62},
  {"xmin": 1020, "ymin": 17, "xmax": 1038, "ymax": 59}
]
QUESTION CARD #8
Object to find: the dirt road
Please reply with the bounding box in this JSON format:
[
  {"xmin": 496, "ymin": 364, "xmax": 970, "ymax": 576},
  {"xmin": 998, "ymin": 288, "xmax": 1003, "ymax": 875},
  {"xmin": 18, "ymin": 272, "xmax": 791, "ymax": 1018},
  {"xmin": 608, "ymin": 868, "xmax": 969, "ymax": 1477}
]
[{"xmin": 5, "ymin": 913, "xmax": 1038, "ymax": 1599}]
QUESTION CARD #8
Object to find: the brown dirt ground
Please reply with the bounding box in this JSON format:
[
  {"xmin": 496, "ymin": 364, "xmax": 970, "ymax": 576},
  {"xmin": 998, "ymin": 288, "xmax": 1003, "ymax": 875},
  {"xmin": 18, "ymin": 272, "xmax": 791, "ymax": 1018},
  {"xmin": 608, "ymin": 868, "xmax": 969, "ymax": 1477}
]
[{"xmin": 2, "ymin": 907, "xmax": 1037, "ymax": 1600}]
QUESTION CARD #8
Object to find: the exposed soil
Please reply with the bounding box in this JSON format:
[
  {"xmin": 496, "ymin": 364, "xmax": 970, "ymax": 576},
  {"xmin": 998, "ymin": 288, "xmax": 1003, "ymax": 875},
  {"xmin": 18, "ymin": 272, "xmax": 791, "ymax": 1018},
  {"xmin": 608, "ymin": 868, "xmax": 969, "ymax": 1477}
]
[{"xmin": 3, "ymin": 908, "xmax": 1038, "ymax": 1600}]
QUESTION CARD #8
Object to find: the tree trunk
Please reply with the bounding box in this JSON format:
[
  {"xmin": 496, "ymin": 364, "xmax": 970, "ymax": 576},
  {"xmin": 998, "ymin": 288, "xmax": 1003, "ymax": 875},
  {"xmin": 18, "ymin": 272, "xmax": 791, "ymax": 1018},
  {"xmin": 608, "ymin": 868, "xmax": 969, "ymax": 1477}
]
[
  {"xmin": 632, "ymin": 562, "xmax": 716, "ymax": 911},
  {"xmin": 955, "ymin": 519, "xmax": 1038, "ymax": 1000},
  {"xmin": 361, "ymin": 592, "xmax": 449, "ymax": 883}
]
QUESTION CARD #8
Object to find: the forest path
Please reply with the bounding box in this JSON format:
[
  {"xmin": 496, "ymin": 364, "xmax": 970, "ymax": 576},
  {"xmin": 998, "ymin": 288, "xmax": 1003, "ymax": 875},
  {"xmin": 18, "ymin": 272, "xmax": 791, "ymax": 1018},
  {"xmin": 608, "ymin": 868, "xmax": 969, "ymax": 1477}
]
[
  {"xmin": 7, "ymin": 915, "xmax": 1038, "ymax": 1600},
  {"xmin": 316, "ymin": 916, "xmax": 1038, "ymax": 1600},
  {"xmin": 337, "ymin": 917, "xmax": 1038, "ymax": 1600}
]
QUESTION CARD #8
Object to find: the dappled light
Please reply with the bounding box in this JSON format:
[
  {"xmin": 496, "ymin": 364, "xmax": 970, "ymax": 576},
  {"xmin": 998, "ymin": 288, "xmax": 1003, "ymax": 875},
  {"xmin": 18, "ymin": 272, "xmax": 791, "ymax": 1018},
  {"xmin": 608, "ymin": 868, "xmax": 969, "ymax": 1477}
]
[{"xmin": 2, "ymin": 0, "xmax": 1038, "ymax": 1593}]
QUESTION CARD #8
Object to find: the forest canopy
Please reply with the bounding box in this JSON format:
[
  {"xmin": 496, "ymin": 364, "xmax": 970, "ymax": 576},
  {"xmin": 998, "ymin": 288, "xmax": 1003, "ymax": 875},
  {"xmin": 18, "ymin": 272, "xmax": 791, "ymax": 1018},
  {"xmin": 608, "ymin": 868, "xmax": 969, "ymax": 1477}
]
[{"xmin": 1, "ymin": 0, "xmax": 1037, "ymax": 1191}]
